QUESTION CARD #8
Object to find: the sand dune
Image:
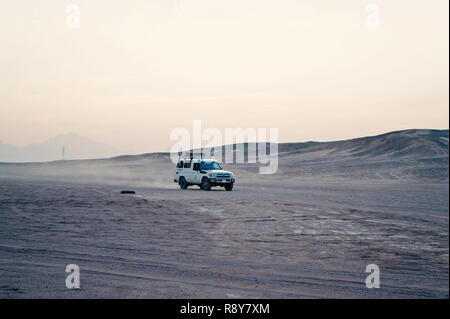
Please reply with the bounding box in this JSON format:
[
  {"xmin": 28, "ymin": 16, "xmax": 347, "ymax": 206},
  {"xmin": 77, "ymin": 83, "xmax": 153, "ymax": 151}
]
[{"xmin": 0, "ymin": 129, "xmax": 447, "ymax": 185}]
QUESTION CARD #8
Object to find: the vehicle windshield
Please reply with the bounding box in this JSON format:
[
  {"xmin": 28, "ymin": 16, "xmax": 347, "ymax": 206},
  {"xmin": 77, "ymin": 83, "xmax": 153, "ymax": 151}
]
[{"xmin": 200, "ymin": 161, "xmax": 222, "ymax": 171}]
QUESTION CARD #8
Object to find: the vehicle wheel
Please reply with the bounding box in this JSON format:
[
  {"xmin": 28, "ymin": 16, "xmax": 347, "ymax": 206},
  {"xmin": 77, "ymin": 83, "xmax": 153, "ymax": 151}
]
[
  {"xmin": 224, "ymin": 183, "xmax": 233, "ymax": 191},
  {"xmin": 179, "ymin": 177, "xmax": 188, "ymax": 189},
  {"xmin": 201, "ymin": 177, "xmax": 211, "ymax": 191}
]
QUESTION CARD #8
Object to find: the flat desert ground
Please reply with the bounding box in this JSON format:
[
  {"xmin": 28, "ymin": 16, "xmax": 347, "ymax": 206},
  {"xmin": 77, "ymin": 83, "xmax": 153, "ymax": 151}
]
[{"xmin": 0, "ymin": 129, "xmax": 448, "ymax": 298}]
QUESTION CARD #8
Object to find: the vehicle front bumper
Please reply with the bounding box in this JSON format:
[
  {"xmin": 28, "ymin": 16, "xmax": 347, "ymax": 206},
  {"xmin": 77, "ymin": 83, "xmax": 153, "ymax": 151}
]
[{"xmin": 209, "ymin": 178, "xmax": 235, "ymax": 184}]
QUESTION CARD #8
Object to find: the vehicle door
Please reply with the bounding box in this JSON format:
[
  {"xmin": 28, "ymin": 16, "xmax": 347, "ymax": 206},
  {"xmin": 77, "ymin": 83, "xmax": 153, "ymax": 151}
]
[
  {"xmin": 174, "ymin": 160, "xmax": 184, "ymax": 181},
  {"xmin": 192, "ymin": 162, "xmax": 201, "ymax": 184},
  {"xmin": 183, "ymin": 160, "xmax": 193, "ymax": 183}
]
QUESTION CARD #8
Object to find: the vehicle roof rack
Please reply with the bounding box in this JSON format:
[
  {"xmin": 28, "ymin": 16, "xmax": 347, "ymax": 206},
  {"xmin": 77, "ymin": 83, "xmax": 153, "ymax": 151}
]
[
  {"xmin": 178, "ymin": 151, "xmax": 208, "ymax": 161},
  {"xmin": 189, "ymin": 151, "xmax": 205, "ymax": 159}
]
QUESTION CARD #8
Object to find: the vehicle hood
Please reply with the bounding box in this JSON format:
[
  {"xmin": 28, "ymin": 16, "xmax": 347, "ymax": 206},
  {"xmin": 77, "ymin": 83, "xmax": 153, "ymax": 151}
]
[{"xmin": 207, "ymin": 170, "xmax": 234, "ymax": 176}]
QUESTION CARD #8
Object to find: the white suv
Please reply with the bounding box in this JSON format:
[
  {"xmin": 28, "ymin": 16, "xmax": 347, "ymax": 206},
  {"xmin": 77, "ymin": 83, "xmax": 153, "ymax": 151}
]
[{"xmin": 174, "ymin": 158, "xmax": 235, "ymax": 191}]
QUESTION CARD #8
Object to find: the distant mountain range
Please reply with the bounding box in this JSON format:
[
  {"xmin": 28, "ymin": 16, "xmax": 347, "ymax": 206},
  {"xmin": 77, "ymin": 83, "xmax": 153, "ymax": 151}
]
[
  {"xmin": 196, "ymin": 128, "xmax": 450, "ymax": 159},
  {"xmin": 280, "ymin": 129, "xmax": 449, "ymax": 156},
  {"xmin": 0, "ymin": 129, "xmax": 447, "ymax": 183},
  {"xmin": 0, "ymin": 133, "xmax": 119, "ymax": 162}
]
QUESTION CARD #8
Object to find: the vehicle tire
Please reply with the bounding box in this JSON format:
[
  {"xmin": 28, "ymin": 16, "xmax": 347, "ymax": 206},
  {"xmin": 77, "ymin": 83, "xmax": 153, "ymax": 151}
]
[
  {"xmin": 201, "ymin": 177, "xmax": 212, "ymax": 191},
  {"xmin": 179, "ymin": 177, "xmax": 188, "ymax": 189},
  {"xmin": 224, "ymin": 183, "xmax": 233, "ymax": 191}
]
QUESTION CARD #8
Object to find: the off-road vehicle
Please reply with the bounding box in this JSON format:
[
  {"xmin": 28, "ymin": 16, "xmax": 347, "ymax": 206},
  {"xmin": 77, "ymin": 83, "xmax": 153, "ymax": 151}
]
[{"xmin": 173, "ymin": 155, "xmax": 235, "ymax": 191}]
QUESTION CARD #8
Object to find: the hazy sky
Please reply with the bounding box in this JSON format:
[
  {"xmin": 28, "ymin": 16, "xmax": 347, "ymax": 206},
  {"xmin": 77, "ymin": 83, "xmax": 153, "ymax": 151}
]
[{"xmin": 0, "ymin": 0, "xmax": 448, "ymax": 153}]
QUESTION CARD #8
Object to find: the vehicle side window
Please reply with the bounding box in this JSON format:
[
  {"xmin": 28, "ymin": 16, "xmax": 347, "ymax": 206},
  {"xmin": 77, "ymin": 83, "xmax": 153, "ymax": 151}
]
[
  {"xmin": 193, "ymin": 163, "xmax": 200, "ymax": 171},
  {"xmin": 184, "ymin": 161, "xmax": 191, "ymax": 168},
  {"xmin": 177, "ymin": 161, "xmax": 184, "ymax": 169}
]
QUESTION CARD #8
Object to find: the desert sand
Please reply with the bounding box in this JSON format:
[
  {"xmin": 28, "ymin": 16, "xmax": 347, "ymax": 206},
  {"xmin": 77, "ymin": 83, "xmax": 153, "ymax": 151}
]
[{"xmin": 0, "ymin": 129, "xmax": 448, "ymax": 298}]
